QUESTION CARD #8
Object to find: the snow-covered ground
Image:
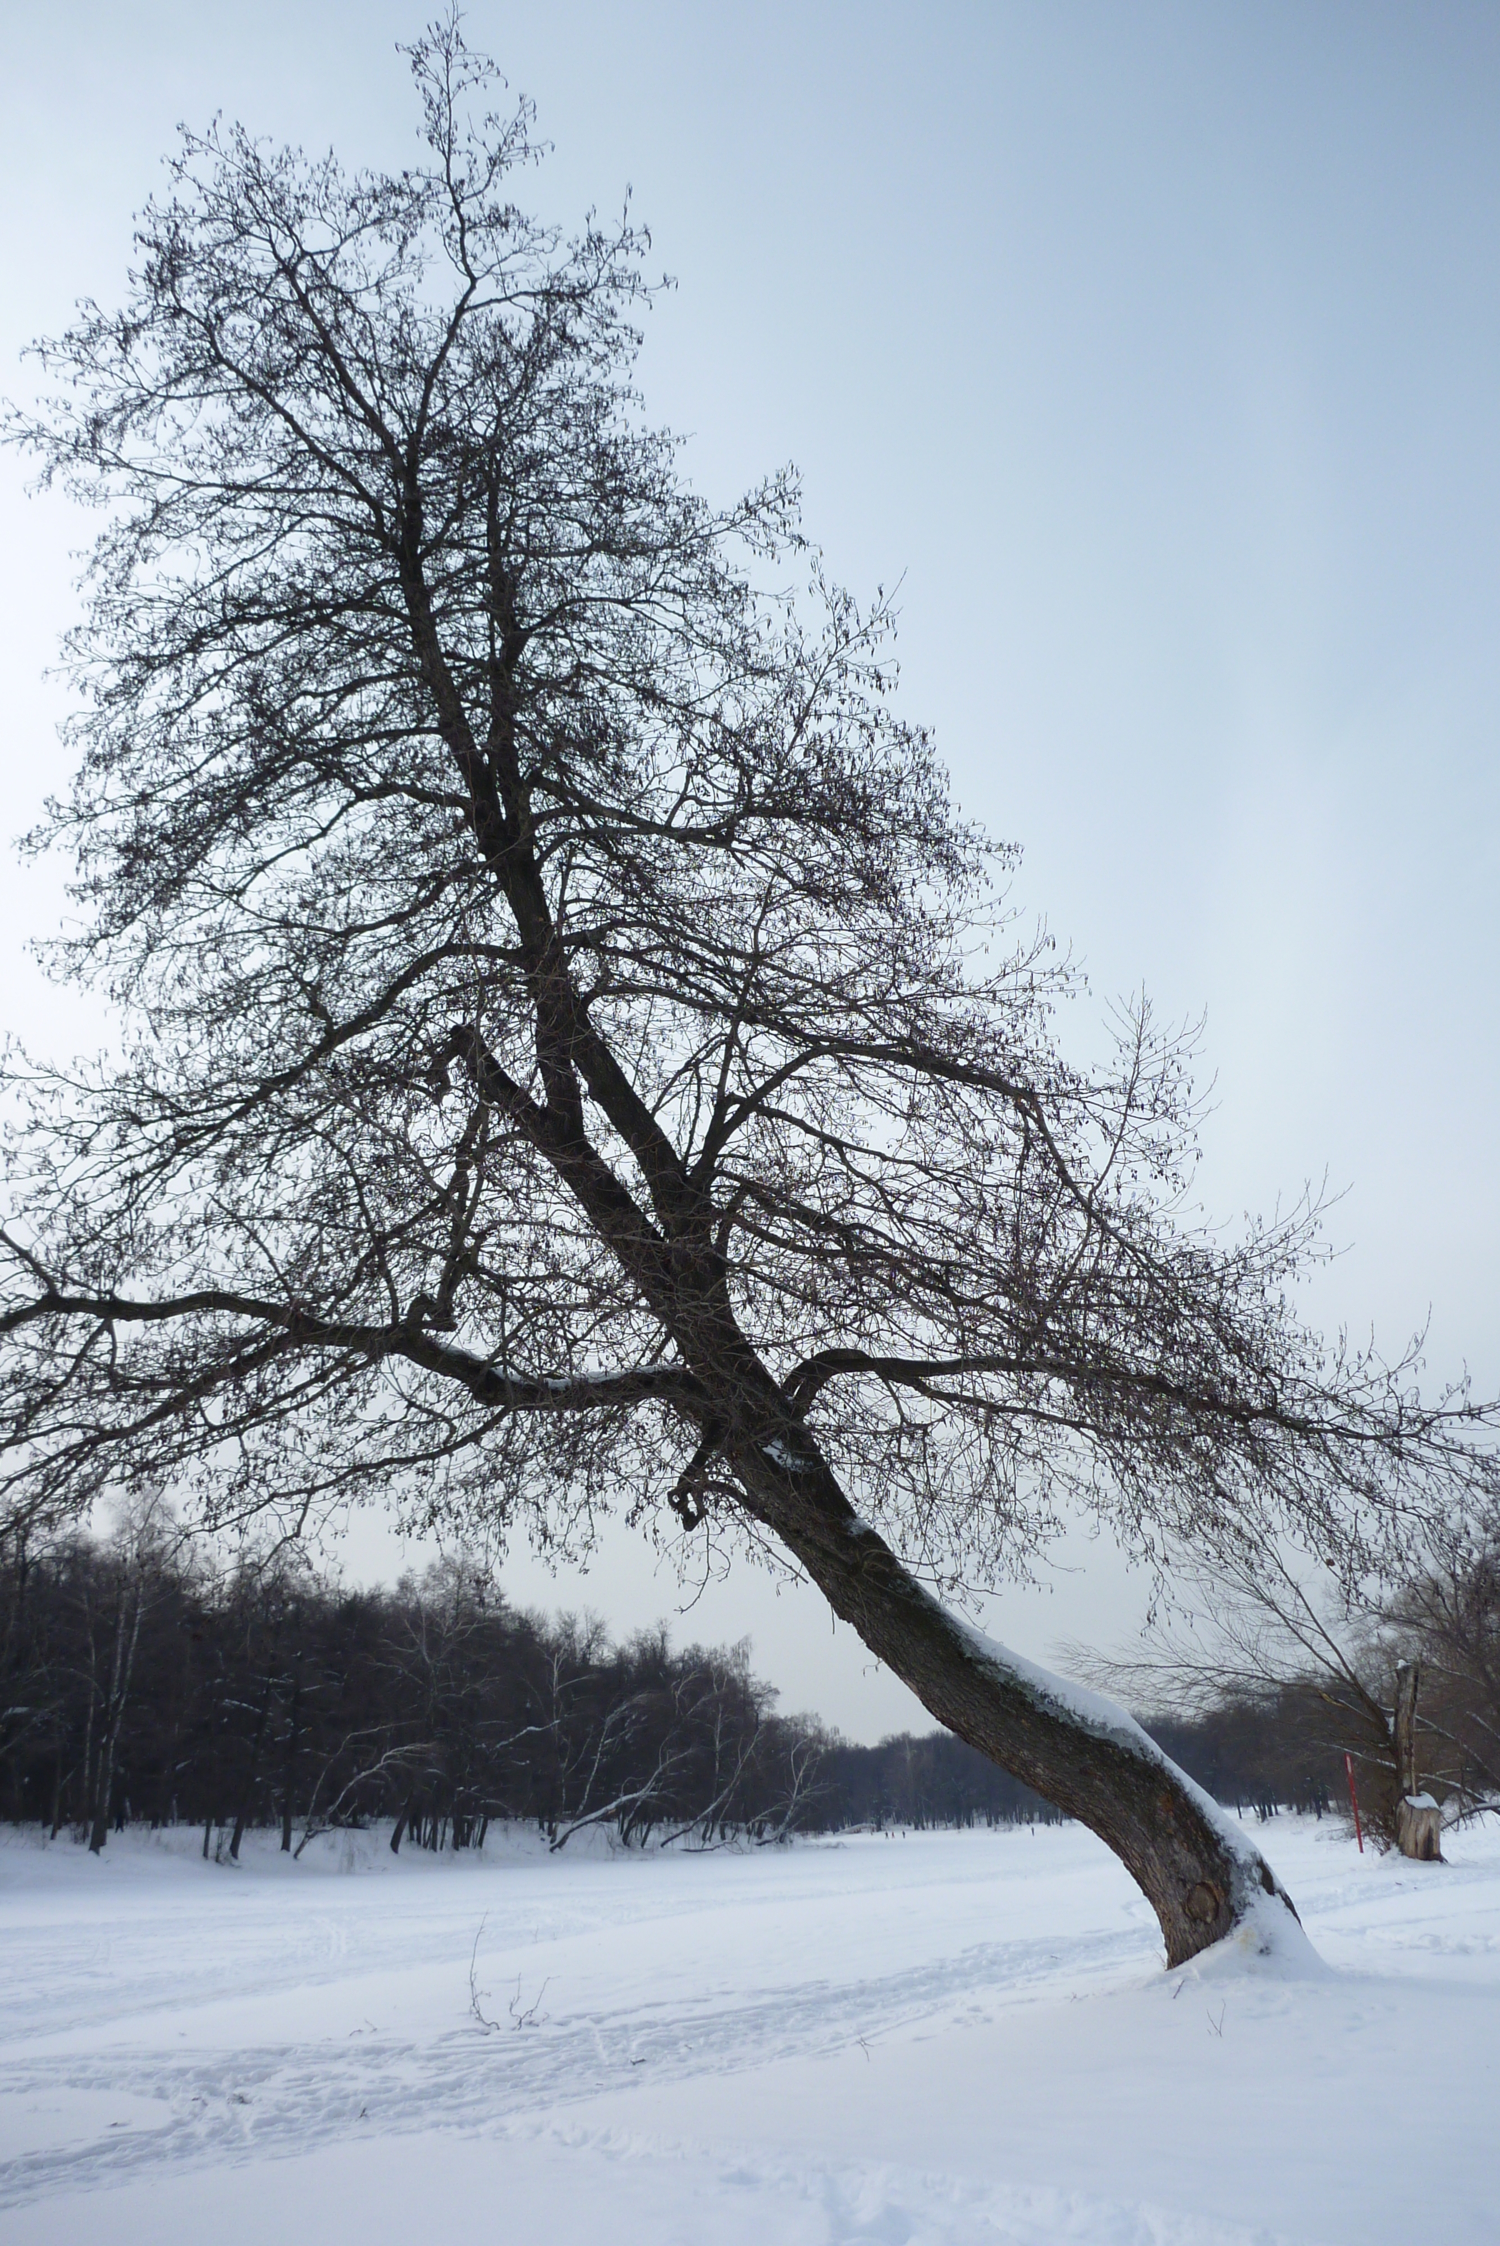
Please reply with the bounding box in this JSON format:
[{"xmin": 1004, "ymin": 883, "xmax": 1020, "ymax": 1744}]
[{"xmin": 0, "ymin": 1814, "xmax": 1494, "ymax": 2245}]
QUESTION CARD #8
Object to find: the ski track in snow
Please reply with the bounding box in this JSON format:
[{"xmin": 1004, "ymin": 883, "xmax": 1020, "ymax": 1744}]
[
  {"xmin": 0, "ymin": 1817, "xmax": 1495, "ymax": 2245},
  {"xmin": 0, "ymin": 1895, "xmax": 1140, "ymax": 2198}
]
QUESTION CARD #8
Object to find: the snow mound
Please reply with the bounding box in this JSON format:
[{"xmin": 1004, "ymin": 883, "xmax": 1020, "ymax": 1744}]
[{"xmin": 1167, "ymin": 1888, "xmax": 1332, "ymax": 1984}]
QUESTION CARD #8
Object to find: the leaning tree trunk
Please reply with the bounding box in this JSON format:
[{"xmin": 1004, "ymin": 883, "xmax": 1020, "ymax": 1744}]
[
  {"xmin": 731, "ymin": 1422, "xmax": 1299, "ymax": 1968},
  {"xmin": 429, "ymin": 1082, "xmax": 1303, "ymax": 1962},
  {"xmin": 443, "ymin": 860, "xmax": 1302, "ymax": 1969}
]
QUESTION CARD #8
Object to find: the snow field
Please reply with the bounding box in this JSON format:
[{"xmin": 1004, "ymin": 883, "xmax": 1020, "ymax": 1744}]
[{"xmin": 0, "ymin": 1814, "xmax": 1495, "ymax": 2244}]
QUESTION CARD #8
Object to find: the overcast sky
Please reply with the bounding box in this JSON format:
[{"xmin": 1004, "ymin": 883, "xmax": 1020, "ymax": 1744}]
[{"xmin": 2, "ymin": 3, "xmax": 1497, "ymax": 1738}]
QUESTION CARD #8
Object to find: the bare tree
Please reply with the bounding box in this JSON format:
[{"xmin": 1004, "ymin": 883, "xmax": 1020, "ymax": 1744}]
[
  {"xmin": 0, "ymin": 1527, "xmax": 833, "ymax": 1844},
  {"xmin": 292, "ymin": 1732, "xmax": 430, "ymax": 1860},
  {"xmin": 73, "ymin": 1503, "xmax": 173, "ymax": 1850},
  {"xmin": 2, "ymin": 22, "xmax": 1496, "ymax": 1963},
  {"xmin": 1064, "ymin": 1546, "xmax": 1396, "ymax": 1830},
  {"xmin": 0, "ymin": 1525, "xmax": 65, "ymax": 1825},
  {"xmin": 1385, "ymin": 1525, "xmax": 1500, "ymax": 1816},
  {"xmin": 1070, "ymin": 1518, "xmax": 1500, "ymax": 1849}
]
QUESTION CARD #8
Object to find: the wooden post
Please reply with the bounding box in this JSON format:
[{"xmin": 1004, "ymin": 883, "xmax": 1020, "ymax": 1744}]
[{"xmin": 1393, "ymin": 1661, "xmax": 1442, "ymax": 1861}]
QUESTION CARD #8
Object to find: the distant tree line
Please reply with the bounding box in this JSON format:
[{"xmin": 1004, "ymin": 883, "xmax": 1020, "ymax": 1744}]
[
  {"xmin": 0, "ymin": 1522, "xmax": 1377, "ymax": 1857},
  {"xmin": 830, "ymin": 1694, "xmax": 1345, "ymax": 1837},
  {"xmin": 0, "ymin": 1522, "xmax": 835, "ymax": 1855}
]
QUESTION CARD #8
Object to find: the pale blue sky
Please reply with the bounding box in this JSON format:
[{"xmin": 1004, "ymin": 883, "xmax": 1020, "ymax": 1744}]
[{"xmin": 3, "ymin": 4, "xmax": 1497, "ymax": 1734}]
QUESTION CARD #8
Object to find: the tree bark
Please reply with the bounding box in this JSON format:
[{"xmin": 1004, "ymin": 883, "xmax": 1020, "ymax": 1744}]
[
  {"xmin": 1393, "ymin": 1660, "xmax": 1442, "ymax": 1860},
  {"xmin": 1394, "ymin": 1660, "xmax": 1420, "ymax": 1798},
  {"xmin": 734, "ymin": 1434, "xmax": 1297, "ymax": 1968},
  {"xmin": 1396, "ymin": 1794, "xmax": 1442, "ymax": 1860}
]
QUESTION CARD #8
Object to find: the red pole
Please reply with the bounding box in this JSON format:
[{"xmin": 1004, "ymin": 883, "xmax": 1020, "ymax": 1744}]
[{"xmin": 1344, "ymin": 1750, "xmax": 1364, "ymax": 1853}]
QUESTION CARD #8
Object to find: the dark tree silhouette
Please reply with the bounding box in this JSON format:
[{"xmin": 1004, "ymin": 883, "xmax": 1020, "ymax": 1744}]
[
  {"xmin": 0, "ymin": 1528, "xmax": 829, "ymax": 1849},
  {"xmin": 3, "ymin": 22, "xmax": 1496, "ymax": 1962},
  {"xmin": 0, "ymin": 1525, "xmax": 1355, "ymax": 1852},
  {"xmin": 1074, "ymin": 1516, "xmax": 1500, "ymax": 1846}
]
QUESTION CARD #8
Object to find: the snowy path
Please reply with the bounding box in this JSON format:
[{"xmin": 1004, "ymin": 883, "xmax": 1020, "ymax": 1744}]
[{"xmin": 0, "ymin": 1816, "xmax": 1495, "ymax": 2244}]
